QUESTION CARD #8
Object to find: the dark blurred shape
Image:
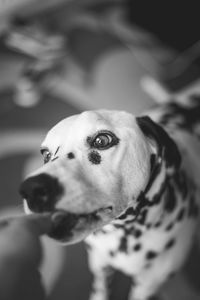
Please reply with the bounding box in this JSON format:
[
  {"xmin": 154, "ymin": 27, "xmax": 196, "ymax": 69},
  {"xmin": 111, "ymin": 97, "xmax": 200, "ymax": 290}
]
[
  {"xmin": 109, "ymin": 269, "xmax": 132, "ymax": 300},
  {"xmin": 127, "ymin": 0, "xmax": 200, "ymax": 52}
]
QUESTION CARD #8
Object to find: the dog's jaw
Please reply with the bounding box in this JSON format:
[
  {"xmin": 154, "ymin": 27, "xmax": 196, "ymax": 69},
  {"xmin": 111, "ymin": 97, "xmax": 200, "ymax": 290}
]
[{"xmin": 23, "ymin": 196, "xmax": 114, "ymax": 244}]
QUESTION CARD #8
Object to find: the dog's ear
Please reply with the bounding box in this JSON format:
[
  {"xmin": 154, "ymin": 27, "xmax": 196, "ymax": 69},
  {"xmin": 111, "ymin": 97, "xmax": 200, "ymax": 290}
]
[{"xmin": 136, "ymin": 116, "xmax": 181, "ymax": 169}]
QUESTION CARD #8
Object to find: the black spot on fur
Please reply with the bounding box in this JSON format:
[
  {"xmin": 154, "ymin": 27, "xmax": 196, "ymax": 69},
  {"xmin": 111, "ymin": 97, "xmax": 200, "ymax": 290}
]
[
  {"xmin": 177, "ymin": 207, "xmax": 185, "ymax": 222},
  {"xmin": 113, "ymin": 223, "xmax": 124, "ymax": 229},
  {"xmin": 125, "ymin": 218, "xmax": 136, "ymax": 224},
  {"xmin": 164, "ymin": 181, "xmax": 177, "ymax": 213},
  {"xmin": 136, "ymin": 181, "xmax": 165, "ymax": 217},
  {"xmin": 134, "ymin": 229, "xmax": 142, "ymax": 238},
  {"xmin": 109, "ymin": 250, "xmax": 115, "ymax": 257},
  {"xmin": 151, "ymin": 185, "xmax": 165, "ymax": 206},
  {"xmin": 154, "ymin": 221, "xmax": 162, "ymax": 228},
  {"xmin": 160, "ymin": 96, "xmax": 200, "ymax": 138},
  {"xmin": 136, "ymin": 115, "xmax": 181, "ymax": 169},
  {"xmin": 165, "ymin": 238, "xmax": 176, "ymax": 250},
  {"xmin": 146, "ymin": 250, "xmax": 158, "ymax": 260},
  {"xmin": 145, "ymin": 161, "xmax": 162, "ymax": 195},
  {"xmin": 118, "ymin": 206, "xmax": 136, "ymax": 220},
  {"xmin": 67, "ymin": 152, "xmax": 75, "ymax": 159},
  {"xmin": 188, "ymin": 196, "xmax": 199, "ymax": 218},
  {"xmin": 135, "ymin": 193, "xmax": 152, "ymax": 219},
  {"xmin": 88, "ymin": 150, "xmax": 101, "ymax": 165},
  {"xmin": 125, "ymin": 207, "xmax": 135, "ymax": 215},
  {"xmin": 165, "ymin": 222, "xmax": 174, "ymax": 231},
  {"xmin": 118, "ymin": 236, "xmax": 128, "ymax": 253},
  {"xmin": 174, "ymin": 171, "xmax": 188, "ymax": 200},
  {"xmin": 150, "ymin": 154, "xmax": 157, "ymax": 173},
  {"xmin": 146, "ymin": 223, "xmax": 152, "ymax": 229},
  {"xmin": 136, "ymin": 209, "xmax": 148, "ymax": 225},
  {"xmin": 118, "ymin": 213, "xmax": 127, "ymax": 220},
  {"xmin": 134, "ymin": 243, "xmax": 142, "ymax": 251}
]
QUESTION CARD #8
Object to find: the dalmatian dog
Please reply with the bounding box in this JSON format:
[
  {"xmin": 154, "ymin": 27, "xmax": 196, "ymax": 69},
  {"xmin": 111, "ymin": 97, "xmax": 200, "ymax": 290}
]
[{"xmin": 20, "ymin": 89, "xmax": 200, "ymax": 300}]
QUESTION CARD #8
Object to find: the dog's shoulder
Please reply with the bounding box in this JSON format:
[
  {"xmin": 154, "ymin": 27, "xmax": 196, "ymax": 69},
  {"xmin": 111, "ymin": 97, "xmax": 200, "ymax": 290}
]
[{"xmin": 145, "ymin": 92, "xmax": 200, "ymax": 190}]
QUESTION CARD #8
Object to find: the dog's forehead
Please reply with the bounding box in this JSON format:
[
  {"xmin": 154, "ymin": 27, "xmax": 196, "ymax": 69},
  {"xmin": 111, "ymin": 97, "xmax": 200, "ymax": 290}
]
[{"xmin": 42, "ymin": 110, "xmax": 136, "ymax": 150}]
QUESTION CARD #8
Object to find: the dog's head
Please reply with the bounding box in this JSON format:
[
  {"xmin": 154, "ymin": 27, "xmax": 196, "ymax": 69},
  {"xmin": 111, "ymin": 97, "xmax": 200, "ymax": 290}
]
[{"xmin": 19, "ymin": 110, "xmax": 180, "ymax": 243}]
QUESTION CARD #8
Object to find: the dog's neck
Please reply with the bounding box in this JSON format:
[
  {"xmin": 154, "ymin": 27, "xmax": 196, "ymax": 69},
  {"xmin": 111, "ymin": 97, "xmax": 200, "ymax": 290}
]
[{"xmin": 114, "ymin": 154, "xmax": 181, "ymax": 228}]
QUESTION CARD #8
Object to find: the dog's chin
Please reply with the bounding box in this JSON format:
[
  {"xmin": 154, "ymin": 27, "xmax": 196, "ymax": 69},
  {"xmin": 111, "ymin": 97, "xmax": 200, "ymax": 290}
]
[
  {"xmin": 48, "ymin": 210, "xmax": 94, "ymax": 242},
  {"xmin": 24, "ymin": 200, "xmax": 113, "ymax": 243},
  {"xmin": 49, "ymin": 207, "xmax": 113, "ymax": 243}
]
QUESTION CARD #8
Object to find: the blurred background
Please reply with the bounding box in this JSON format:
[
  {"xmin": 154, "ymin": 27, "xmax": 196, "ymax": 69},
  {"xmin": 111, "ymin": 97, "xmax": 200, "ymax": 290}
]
[{"xmin": 0, "ymin": 0, "xmax": 200, "ymax": 299}]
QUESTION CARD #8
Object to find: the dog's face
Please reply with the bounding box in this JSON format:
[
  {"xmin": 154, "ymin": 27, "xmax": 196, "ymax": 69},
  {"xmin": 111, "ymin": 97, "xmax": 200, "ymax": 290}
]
[{"xmin": 20, "ymin": 110, "xmax": 153, "ymax": 243}]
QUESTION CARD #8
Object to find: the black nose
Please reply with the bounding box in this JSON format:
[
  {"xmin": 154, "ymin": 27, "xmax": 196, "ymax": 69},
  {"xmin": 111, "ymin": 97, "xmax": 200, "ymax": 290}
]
[{"xmin": 19, "ymin": 173, "xmax": 63, "ymax": 213}]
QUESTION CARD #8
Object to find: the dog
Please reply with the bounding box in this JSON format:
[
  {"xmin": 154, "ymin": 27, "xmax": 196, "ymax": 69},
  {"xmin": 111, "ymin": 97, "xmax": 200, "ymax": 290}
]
[{"xmin": 19, "ymin": 91, "xmax": 200, "ymax": 300}]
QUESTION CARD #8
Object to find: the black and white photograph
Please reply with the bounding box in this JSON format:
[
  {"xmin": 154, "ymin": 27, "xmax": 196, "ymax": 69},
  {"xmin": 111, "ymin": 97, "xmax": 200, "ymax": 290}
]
[{"xmin": 0, "ymin": 1, "xmax": 200, "ymax": 300}]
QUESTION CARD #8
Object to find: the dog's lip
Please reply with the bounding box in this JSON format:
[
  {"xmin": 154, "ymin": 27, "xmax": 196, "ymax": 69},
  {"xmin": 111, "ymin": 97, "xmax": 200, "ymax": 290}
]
[{"xmin": 49, "ymin": 206, "xmax": 113, "ymax": 240}]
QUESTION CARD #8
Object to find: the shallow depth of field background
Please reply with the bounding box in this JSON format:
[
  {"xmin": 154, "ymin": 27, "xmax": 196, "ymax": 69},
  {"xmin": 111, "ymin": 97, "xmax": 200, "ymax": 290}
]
[{"xmin": 0, "ymin": 1, "xmax": 200, "ymax": 299}]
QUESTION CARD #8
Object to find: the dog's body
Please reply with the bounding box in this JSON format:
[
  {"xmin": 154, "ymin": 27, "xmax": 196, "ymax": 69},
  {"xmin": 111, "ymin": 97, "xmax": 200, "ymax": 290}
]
[
  {"xmin": 86, "ymin": 96, "xmax": 200, "ymax": 300},
  {"xmin": 20, "ymin": 88, "xmax": 200, "ymax": 300}
]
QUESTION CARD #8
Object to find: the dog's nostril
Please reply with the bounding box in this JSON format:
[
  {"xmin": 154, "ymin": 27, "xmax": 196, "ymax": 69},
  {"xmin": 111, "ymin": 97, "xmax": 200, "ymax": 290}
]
[
  {"xmin": 35, "ymin": 187, "xmax": 48, "ymax": 201},
  {"xmin": 19, "ymin": 173, "xmax": 63, "ymax": 213}
]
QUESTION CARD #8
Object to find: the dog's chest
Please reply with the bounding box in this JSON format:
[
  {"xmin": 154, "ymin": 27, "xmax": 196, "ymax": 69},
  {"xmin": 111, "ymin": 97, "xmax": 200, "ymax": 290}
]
[{"xmin": 86, "ymin": 180, "xmax": 198, "ymax": 279}]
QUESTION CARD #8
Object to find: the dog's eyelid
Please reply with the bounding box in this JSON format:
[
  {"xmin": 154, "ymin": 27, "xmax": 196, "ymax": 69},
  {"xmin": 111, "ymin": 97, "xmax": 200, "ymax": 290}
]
[
  {"xmin": 87, "ymin": 130, "xmax": 120, "ymax": 150},
  {"xmin": 40, "ymin": 147, "xmax": 50, "ymax": 155}
]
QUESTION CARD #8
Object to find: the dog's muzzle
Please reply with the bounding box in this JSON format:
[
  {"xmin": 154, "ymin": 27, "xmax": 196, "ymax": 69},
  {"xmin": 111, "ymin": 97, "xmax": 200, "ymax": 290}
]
[{"xmin": 19, "ymin": 173, "xmax": 112, "ymax": 241}]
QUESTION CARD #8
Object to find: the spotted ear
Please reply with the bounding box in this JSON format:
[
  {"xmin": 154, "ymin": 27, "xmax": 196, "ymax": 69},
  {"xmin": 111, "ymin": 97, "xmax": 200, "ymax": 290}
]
[{"xmin": 136, "ymin": 116, "xmax": 181, "ymax": 169}]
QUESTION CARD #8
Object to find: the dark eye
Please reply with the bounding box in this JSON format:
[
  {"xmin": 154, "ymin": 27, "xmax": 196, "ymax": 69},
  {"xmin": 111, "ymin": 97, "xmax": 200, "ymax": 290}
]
[
  {"xmin": 41, "ymin": 149, "xmax": 51, "ymax": 164},
  {"xmin": 92, "ymin": 132, "xmax": 116, "ymax": 150}
]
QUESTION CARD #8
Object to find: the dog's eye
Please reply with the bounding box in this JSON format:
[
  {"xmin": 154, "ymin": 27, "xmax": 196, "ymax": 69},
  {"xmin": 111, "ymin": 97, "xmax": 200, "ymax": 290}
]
[
  {"xmin": 92, "ymin": 133, "xmax": 114, "ymax": 150},
  {"xmin": 41, "ymin": 149, "xmax": 51, "ymax": 164}
]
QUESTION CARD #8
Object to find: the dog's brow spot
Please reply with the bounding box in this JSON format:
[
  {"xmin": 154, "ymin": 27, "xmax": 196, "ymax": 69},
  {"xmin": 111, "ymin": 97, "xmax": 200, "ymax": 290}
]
[
  {"xmin": 88, "ymin": 151, "xmax": 101, "ymax": 165},
  {"xmin": 67, "ymin": 152, "xmax": 75, "ymax": 159}
]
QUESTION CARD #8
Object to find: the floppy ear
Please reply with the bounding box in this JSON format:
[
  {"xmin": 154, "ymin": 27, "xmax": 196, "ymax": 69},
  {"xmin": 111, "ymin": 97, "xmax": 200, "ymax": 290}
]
[{"xmin": 136, "ymin": 116, "xmax": 181, "ymax": 169}]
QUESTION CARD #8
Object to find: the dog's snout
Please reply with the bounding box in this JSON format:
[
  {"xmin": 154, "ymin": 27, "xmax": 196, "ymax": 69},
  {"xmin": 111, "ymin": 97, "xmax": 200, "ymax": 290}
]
[{"xmin": 19, "ymin": 173, "xmax": 63, "ymax": 213}]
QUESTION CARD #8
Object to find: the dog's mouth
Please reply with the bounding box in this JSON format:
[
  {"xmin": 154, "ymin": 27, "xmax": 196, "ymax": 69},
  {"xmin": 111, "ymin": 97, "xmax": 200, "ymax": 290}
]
[{"xmin": 49, "ymin": 206, "xmax": 113, "ymax": 241}]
